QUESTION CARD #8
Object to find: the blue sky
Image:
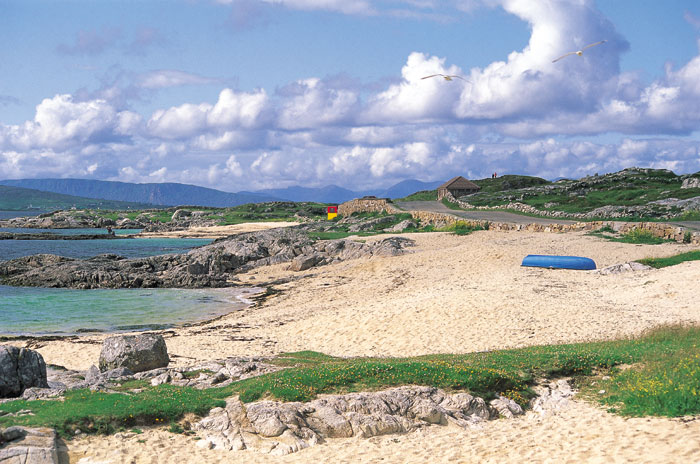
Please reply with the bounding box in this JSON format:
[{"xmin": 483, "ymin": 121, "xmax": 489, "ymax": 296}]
[{"xmin": 1, "ymin": 0, "xmax": 700, "ymax": 192}]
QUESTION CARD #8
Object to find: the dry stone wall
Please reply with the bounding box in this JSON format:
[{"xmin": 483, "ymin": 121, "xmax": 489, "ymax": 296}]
[{"xmin": 338, "ymin": 198, "xmax": 700, "ymax": 245}]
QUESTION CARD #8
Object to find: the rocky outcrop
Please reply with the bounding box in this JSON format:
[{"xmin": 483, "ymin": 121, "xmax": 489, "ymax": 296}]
[
  {"xmin": 0, "ymin": 427, "xmax": 58, "ymax": 464},
  {"xmin": 195, "ymin": 386, "xmax": 523, "ymax": 455},
  {"xmin": 594, "ymin": 261, "xmax": 653, "ymax": 275},
  {"xmin": 98, "ymin": 334, "xmax": 170, "ymax": 373},
  {"xmin": 0, "ymin": 347, "xmax": 48, "ymax": 398},
  {"xmin": 0, "ymin": 226, "xmax": 415, "ymax": 288},
  {"xmin": 681, "ymin": 177, "xmax": 700, "ymax": 189}
]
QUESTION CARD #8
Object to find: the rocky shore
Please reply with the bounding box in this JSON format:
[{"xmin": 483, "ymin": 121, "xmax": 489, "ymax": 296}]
[{"xmin": 0, "ymin": 225, "xmax": 414, "ymax": 289}]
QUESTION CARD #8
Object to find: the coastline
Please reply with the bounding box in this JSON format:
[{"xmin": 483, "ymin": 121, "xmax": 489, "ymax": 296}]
[
  {"xmin": 3, "ymin": 225, "xmax": 700, "ymax": 461},
  {"xmin": 134, "ymin": 221, "xmax": 300, "ymax": 239}
]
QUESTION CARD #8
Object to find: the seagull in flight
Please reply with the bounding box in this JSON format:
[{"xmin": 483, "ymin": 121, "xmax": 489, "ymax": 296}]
[
  {"xmin": 421, "ymin": 74, "xmax": 470, "ymax": 82},
  {"xmin": 552, "ymin": 40, "xmax": 607, "ymax": 63}
]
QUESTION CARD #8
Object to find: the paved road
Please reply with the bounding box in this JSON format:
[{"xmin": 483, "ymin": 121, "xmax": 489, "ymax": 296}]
[
  {"xmin": 395, "ymin": 201, "xmax": 700, "ymax": 230},
  {"xmin": 394, "ymin": 201, "xmax": 579, "ymax": 226}
]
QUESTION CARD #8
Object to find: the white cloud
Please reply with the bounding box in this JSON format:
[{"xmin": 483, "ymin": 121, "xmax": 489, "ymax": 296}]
[
  {"xmin": 147, "ymin": 88, "xmax": 269, "ymax": 139},
  {"xmin": 137, "ymin": 70, "xmax": 219, "ymax": 89}
]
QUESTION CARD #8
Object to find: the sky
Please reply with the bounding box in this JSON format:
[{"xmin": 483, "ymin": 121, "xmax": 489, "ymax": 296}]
[{"xmin": 2, "ymin": 0, "xmax": 700, "ymax": 192}]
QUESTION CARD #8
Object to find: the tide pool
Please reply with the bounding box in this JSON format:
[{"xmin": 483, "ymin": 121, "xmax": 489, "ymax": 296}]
[{"xmin": 0, "ymin": 285, "xmax": 261, "ymax": 336}]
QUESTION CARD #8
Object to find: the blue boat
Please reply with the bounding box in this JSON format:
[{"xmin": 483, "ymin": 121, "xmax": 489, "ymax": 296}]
[{"xmin": 521, "ymin": 254, "xmax": 596, "ymax": 270}]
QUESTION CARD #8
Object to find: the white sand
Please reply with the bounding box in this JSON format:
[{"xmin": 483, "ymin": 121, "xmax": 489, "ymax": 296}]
[
  {"xmin": 9, "ymin": 229, "xmax": 700, "ymax": 462},
  {"xmin": 135, "ymin": 221, "xmax": 300, "ymax": 238}
]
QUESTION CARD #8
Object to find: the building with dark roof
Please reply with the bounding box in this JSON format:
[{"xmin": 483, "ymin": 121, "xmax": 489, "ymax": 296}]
[{"xmin": 437, "ymin": 176, "xmax": 480, "ymax": 200}]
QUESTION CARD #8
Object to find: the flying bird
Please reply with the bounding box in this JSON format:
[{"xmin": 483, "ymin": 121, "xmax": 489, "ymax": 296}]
[
  {"xmin": 552, "ymin": 40, "xmax": 607, "ymax": 63},
  {"xmin": 421, "ymin": 74, "xmax": 470, "ymax": 82}
]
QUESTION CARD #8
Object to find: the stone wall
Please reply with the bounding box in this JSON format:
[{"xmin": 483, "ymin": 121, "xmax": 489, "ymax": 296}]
[
  {"xmin": 338, "ymin": 198, "xmax": 402, "ymax": 216},
  {"xmin": 339, "ymin": 196, "xmax": 700, "ymax": 245}
]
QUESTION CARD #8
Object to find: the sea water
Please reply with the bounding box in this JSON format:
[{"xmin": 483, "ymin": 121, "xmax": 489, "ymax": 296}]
[
  {"xmin": 0, "ymin": 236, "xmax": 211, "ymax": 260},
  {"xmin": 0, "ymin": 286, "xmax": 261, "ymax": 336},
  {"xmin": 0, "ymin": 218, "xmax": 251, "ymax": 335}
]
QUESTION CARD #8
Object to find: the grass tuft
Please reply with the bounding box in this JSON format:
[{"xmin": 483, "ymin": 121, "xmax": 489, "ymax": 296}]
[{"xmin": 637, "ymin": 250, "xmax": 700, "ymax": 269}]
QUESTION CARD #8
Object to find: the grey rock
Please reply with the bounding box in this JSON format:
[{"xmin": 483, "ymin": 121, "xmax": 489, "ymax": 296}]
[
  {"xmin": 488, "ymin": 396, "xmax": 524, "ymax": 419},
  {"xmin": 594, "ymin": 261, "xmax": 653, "ymax": 275},
  {"xmin": 530, "ymin": 378, "xmax": 575, "ymax": 414},
  {"xmin": 195, "ymin": 385, "xmax": 518, "ymax": 455},
  {"xmin": 98, "ymin": 334, "xmax": 169, "ymax": 373},
  {"xmin": 383, "ymin": 219, "xmax": 417, "ymax": 233},
  {"xmin": 288, "ymin": 253, "xmax": 324, "ymax": 272},
  {"xmin": 21, "ymin": 387, "xmax": 65, "ymax": 401},
  {"xmin": 681, "ymin": 177, "xmax": 700, "ymax": 189},
  {"xmin": 0, "ymin": 427, "xmax": 58, "ymax": 464},
  {"xmin": 0, "ymin": 347, "xmax": 48, "ymax": 398},
  {"xmin": 150, "ymin": 372, "xmax": 171, "ymax": 386}
]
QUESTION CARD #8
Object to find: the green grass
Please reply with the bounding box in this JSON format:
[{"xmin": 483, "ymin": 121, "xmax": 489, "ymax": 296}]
[
  {"xmin": 3, "ymin": 326, "xmax": 700, "ymax": 435},
  {"xmin": 438, "ymin": 220, "xmax": 486, "ymax": 236},
  {"xmin": 441, "ymin": 198, "xmax": 463, "ymax": 210},
  {"xmin": 394, "ymin": 190, "xmax": 438, "ymax": 201},
  {"xmin": 587, "ymin": 228, "xmax": 673, "ymax": 245},
  {"xmin": 216, "ymin": 326, "xmax": 700, "ymax": 416},
  {"xmin": 0, "ymin": 385, "xmax": 225, "ymax": 437},
  {"xmin": 617, "ymin": 229, "xmax": 672, "ymax": 245},
  {"xmin": 586, "ymin": 326, "xmax": 700, "ymax": 417},
  {"xmin": 637, "ymin": 251, "xmax": 700, "ymax": 269}
]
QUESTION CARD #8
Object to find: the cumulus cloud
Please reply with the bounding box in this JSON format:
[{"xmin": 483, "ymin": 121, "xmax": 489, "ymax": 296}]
[
  {"xmin": 147, "ymin": 88, "xmax": 269, "ymax": 139},
  {"xmin": 137, "ymin": 70, "xmax": 220, "ymax": 89},
  {"xmin": 5, "ymin": 0, "xmax": 700, "ymax": 190},
  {"xmin": 1, "ymin": 94, "xmax": 139, "ymax": 152}
]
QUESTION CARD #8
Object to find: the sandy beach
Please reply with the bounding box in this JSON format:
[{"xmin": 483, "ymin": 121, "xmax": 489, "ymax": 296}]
[
  {"xmin": 134, "ymin": 221, "xmax": 300, "ymax": 239},
  {"xmin": 11, "ymin": 227, "xmax": 700, "ymax": 462}
]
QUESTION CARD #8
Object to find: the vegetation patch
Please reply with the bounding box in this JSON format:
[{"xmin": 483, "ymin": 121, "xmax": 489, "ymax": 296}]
[
  {"xmin": 587, "ymin": 227, "xmax": 673, "ymax": 245},
  {"xmin": 438, "ymin": 220, "xmax": 486, "ymax": 236},
  {"xmin": 637, "ymin": 251, "xmax": 700, "ymax": 269},
  {"xmin": 3, "ymin": 326, "xmax": 700, "ymax": 436},
  {"xmin": 0, "ymin": 385, "xmax": 225, "ymax": 437}
]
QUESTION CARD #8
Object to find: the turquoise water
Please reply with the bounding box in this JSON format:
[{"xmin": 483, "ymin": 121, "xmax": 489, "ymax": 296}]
[
  {"xmin": 0, "ymin": 237, "xmax": 211, "ymax": 260},
  {"xmin": 0, "ymin": 211, "xmax": 47, "ymax": 220},
  {"xmin": 0, "ymin": 285, "xmax": 261, "ymax": 335},
  {"xmin": 0, "ymin": 227, "xmax": 141, "ymax": 235}
]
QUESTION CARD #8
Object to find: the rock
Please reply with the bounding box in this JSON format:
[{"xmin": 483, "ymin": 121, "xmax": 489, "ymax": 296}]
[
  {"xmin": 594, "ymin": 261, "xmax": 653, "ymax": 275},
  {"xmin": 171, "ymin": 210, "xmax": 192, "ymax": 221},
  {"xmin": 681, "ymin": 177, "xmax": 700, "ymax": 189},
  {"xmin": 488, "ymin": 396, "xmax": 524, "ymax": 419},
  {"xmin": 98, "ymin": 334, "xmax": 169, "ymax": 373},
  {"xmin": 530, "ymin": 378, "xmax": 575, "ymax": 414},
  {"xmin": 195, "ymin": 386, "xmax": 516, "ymax": 455},
  {"xmin": 288, "ymin": 254, "xmax": 324, "ymax": 272},
  {"xmin": 0, "ymin": 347, "xmax": 49, "ymax": 398},
  {"xmin": 150, "ymin": 372, "xmax": 171, "ymax": 386},
  {"xmin": 21, "ymin": 387, "xmax": 65, "ymax": 401},
  {"xmin": 0, "ymin": 226, "xmax": 415, "ymax": 289},
  {"xmin": 0, "ymin": 427, "xmax": 58, "ymax": 463},
  {"xmin": 383, "ymin": 219, "xmax": 417, "ymax": 233}
]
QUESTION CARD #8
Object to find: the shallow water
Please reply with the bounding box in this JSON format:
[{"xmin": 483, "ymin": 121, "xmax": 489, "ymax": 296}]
[
  {"xmin": 0, "ymin": 285, "xmax": 261, "ymax": 336},
  {"xmin": 0, "ymin": 237, "xmax": 211, "ymax": 260},
  {"xmin": 0, "ymin": 227, "xmax": 141, "ymax": 235}
]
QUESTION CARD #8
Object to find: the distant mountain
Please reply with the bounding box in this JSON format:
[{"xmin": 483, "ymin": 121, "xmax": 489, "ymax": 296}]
[
  {"xmin": 254, "ymin": 185, "xmax": 358, "ymax": 203},
  {"xmin": 0, "ymin": 185, "xmax": 155, "ymax": 211},
  {"xmin": 255, "ymin": 179, "xmax": 444, "ymax": 204},
  {"xmin": 372, "ymin": 179, "xmax": 443, "ymax": 199},
  {"xmin": 0, "ymin": 179, "xmax": 280, "ymax": 208}
]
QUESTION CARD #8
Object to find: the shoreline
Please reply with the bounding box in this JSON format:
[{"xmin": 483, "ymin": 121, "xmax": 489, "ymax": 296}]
[{"xmin": 3, "ymin": 227, "xmax": 700, "ymax": 461}]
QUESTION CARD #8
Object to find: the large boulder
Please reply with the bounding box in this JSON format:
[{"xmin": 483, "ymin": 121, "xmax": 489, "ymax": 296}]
[
  {"xmin": 0, "ymin": 346, "xmax": 48, "ymax": 398},
  {"xmin": 98, "ymin": 334, "xmax": 169, "ymax": 373},
  {"xmin": 0, "ymin": 427, "xmax": 59, "ymax": 463}
]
